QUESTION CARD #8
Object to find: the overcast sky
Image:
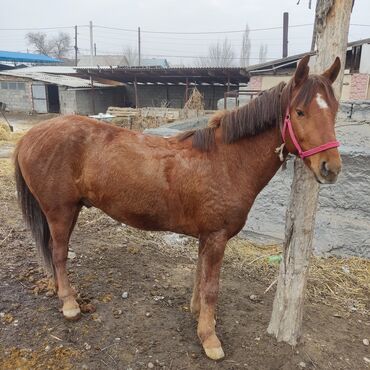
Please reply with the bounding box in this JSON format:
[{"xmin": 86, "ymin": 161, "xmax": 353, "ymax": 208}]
[{"xmin": 0, "ymin": 0, "xmax": 369, "ymax": 66}]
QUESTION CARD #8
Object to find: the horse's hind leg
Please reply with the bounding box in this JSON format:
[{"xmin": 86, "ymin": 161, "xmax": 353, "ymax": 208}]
[{"xmin": 47, "ymin": 206, "xmax": 81, "ymax": 320}]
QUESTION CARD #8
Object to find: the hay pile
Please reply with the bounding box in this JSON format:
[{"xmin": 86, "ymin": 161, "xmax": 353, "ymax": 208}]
[
  {"xmin": 0, "ymin": 121, "xmax": 25, "ymax": 144},
  {"xmin": 112, "ymin": 115, "xmax": 164, "ymax": 131},
  {"xmin": 0, "ymin": 121, "xmax": 11, "ymax": 141},
  {"xmin": 184, "ymin": 87, "xmax": 205, "ymax": 111},
  {"xmin": 227, "ymin": 240, "xmax": 370, "ymax": 315}
]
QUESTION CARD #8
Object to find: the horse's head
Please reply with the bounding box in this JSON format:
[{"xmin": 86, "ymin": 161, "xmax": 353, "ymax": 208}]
[{"xmin": 284, "ymin": 55, "xmax": 342, "ymax": 184}]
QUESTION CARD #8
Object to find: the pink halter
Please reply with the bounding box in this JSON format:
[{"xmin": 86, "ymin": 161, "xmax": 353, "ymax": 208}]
[{"xmin": 281, "ymin": 107, "xmax": 340, "ymax": 159}]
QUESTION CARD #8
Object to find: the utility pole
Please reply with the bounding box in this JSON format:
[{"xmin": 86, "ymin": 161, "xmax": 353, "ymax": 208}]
[
  {"xmin": 74, "ymin": 25, "xmax": 78, "ymax": 67},
  {"xmin": 268, "ymin": 0, "xmax": 353, "ymax": 346},
  {"xmin": 138, "ymin": 26, "xmax": 141, "ymax": 66},
  {"xmin": 94, "ymin": 43, "xmax": 97, "ymax": 56},
  {"xmin": 282, "ymin": 12, "xmax": 289, "ymax": 58},
  {"xmin": 89, "ymin": 21, "xmax": 94, "ymax": 66}
]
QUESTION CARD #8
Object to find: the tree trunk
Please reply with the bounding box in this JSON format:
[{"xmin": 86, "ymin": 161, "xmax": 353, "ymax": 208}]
[{"xmin": 267, "ymin": 0, "xmax": 353, "ymax": 345}]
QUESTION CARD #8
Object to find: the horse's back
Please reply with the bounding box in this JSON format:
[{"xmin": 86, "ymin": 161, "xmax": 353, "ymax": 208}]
[{"xmin": 15, "ymin": 115, "xmax": 196, "ymax": 231}]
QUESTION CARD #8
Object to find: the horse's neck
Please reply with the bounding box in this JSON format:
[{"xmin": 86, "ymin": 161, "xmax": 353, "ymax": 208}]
[{"xmin": 222, "ymin": 126, "xmax": 283, "ymax": 196}]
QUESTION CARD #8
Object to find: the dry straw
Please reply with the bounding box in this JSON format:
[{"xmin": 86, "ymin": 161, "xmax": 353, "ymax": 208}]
[
  {"xmin": 184, "ymin": 87, "xmax": 205, "ymax": 111},
  {"xmin": 227, "ymin": 240, "xmax": 370, "ymax": 315}
]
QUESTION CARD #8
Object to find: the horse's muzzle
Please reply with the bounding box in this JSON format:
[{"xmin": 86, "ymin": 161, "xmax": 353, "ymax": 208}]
[{"xmin": 317, "ymin": 160, "xmax": 341, "ymax": 184}]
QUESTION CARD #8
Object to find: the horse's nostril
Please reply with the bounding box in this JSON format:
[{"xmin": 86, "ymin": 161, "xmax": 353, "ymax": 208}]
[{"xmin": 320, "ymin": 161, "xmax": 329, "ymax": 177}]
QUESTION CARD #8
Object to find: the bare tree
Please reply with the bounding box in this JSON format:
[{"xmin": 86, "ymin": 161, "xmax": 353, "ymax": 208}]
[
  {"xmin": 26, "ymin": 32, "xmax": 71, "ymax": 58},
  {"xmin": 26, "ymin": 32, "xmax": 53, "ymax": 56},
  {"xmin": 123, "ymin": 46, "xmax": 139, "ymax": 66},
  {"xmin": 258, "ymin": 44, "xmax": 268, "ymax": 63},
  {"xmin": 198, "ymin": 38, "xmax": 235, "ymax": 67},
  {"xmin": 240, "ymin": 24, "xmax": 251, "ymax": 67},
  {"xmin": 52, "ymin": 32, "xmax": 71, "ymax": 58}
]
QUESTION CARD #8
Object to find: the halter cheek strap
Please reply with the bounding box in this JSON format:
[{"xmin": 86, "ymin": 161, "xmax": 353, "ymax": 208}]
[{"xmin": 281, "ymin": 107, "xmax": 340, "ymax": 160}]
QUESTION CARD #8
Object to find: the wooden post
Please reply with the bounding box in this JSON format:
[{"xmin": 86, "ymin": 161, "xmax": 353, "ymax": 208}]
[
  {"xmin": 74, "ymin": 25, "xmax": 78, "ymax": 67},
  {"xmin": 134, "ymin": 76, "xmax": 139, "ymax": 108},
  {"xmin": 90, "ymin": 75, "xmax": 96, "ymax": 115},
  {"xmin": 267, "ymin": 0, "xmax": 353, "ymax": 345},
  {"xmin": 282, "ymin": 12, "xmax": 289, "ymax": 58},
  {"xmin": 185, "ymin": 77, "xmax": 189, "ymax": 106},
  {"xmin": 89, "ymin": 21, "xmax": 94, "ymax": 66},
  {"xmin": 138, "ymin": 27, "xmax": 141, "ymax": 67}
]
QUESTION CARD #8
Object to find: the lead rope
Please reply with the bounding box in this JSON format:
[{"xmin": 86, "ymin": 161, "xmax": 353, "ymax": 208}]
[
  {"xmin": 275, "ymin": 90, "xmax": 289, "ymax": 166},
  {"xmin": 275, "ymin": 143, "xmax": 285, "ymax": 162}
]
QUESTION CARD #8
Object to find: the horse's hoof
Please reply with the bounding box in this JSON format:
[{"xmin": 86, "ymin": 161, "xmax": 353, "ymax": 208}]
[
  {"xmin": 204, "ymin": 346, "xmax": 225, "ymax": 360},
  {"xmin": 63, "ymin": 307, "xmax": 81, "ymax": 321}
]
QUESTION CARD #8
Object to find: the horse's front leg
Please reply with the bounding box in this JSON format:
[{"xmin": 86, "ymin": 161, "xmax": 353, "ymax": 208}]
[
  {"xmin": 196, "ymin": 231, "xmax": 227, "ymax": 360},
  {"xmin": 190, "ymin": 237, "xmax": 205, "ymax": 317}
]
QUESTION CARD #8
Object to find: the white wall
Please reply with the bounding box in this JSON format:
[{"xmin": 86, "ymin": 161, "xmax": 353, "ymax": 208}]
[{"xmin": 359, "ymin": 44, "xmax": 370, "ymax": 74}]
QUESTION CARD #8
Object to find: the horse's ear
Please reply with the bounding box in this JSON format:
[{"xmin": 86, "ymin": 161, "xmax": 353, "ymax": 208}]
[
  {"xmin": 322, "ymin": 57, "xmax": 341, "ymax": 83},
  {"xmin": 294, "ymin": 55, "xmax": 310, "ymax": 86}
]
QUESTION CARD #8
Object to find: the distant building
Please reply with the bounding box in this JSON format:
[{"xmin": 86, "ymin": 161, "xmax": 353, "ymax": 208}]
[
  {"xmin": 77, "ymin": 55, "xmax": 129, "ymax": 67},
  {"xmin": 0, "ymin": 66, "xmax": 124, "ymax": 114},
  {"xmin": 245, "ymin": 38, "xmax": 370, "ymax": 101},
  {"xmin": 141, "ymin": 58, "xmax": 169, "ymax": 68},
  {"xmin": 0, "ymin": 50, "xmax": 60, "ymax": 65}
]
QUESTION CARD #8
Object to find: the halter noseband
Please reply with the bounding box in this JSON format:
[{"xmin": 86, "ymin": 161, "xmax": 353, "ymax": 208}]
[{"xmin": 280, "ymin": 107, "xmax": 340, "ymax": 160}]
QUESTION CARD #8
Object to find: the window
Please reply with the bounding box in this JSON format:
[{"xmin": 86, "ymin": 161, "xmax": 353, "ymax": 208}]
[{"xmin": 0, "ymin": 81, "xmax": 26, "ymax": 90}]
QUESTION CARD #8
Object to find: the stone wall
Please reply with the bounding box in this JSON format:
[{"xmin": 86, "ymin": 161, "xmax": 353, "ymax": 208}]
[
  {"xmin": 60, "ymin": 87, "xmax": 126, "ymax": 115},
  {"xmin": 0, "ymin": 77, "xmax": 33, "ymax": 112},
  {"xmin": 59, "ymin": 88, "xmax": 78, "ymax": 114},
  {"xmin": 147, "ymin": 110, "xmax": 370, "ymax": 258}
]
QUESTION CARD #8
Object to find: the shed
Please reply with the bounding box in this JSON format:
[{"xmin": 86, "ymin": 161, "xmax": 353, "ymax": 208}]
[
  {"xmin": 0, "ymin": 67, "xmax": 125, "ymax": 115},
  {"xmin": 76, "ymin": 66, "xmax": 249, "ymax": 109}
]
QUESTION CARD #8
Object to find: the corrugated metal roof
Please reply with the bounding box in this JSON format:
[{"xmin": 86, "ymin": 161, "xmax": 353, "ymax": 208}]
[
  {"xmin": 0, "ymin": 69, "xmax": 111, "ymax": 88},
  {"xmin": 78, "ymin": 55, "xmax": 128, "ymax": 67},
  {"xmin": 75, "ymin": 65, "xmax": 248, "ymax": 85},
  {"xmin": 12, "ymin": 65, "xmax": 77, "ymax": 74},
  {"xmin": 347, "ymin": 38, "xmax": 370, "ymax": 48},
  {"xmin": 76, "ymin": 65, "xmax": 248, "ymax": 71},
  {"xmin": 0, "ymin": 50, "xmax": 60, "ymax": 63}
]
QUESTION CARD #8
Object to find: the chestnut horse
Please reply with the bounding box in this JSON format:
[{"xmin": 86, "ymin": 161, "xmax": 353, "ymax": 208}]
[{"xmin": 14, "ymin": 55, "xmax": 342, "ymax": 360}]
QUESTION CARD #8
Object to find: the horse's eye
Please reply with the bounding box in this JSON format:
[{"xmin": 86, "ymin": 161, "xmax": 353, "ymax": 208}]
[{"xmin": 296, "ymin": 109, "xmax": 304, "ymax": 117}]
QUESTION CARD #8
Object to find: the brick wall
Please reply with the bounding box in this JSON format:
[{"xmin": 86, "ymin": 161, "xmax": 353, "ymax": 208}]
[
  {"xmin": 248, "ymin": 76, "xmax": 262, "ymax": 91},
  {"xmin": 349, "ymin": 73, "xmax": 370, "ymax": 100}
]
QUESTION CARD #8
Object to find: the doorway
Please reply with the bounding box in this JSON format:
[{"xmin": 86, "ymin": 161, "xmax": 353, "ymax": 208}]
[{"xmin": 47, "ymin": 84, "xmax": 60, "ymax": 113}]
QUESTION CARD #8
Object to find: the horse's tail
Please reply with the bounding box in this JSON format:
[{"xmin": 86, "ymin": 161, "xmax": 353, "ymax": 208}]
[{"xmin": 14, "ymin": 142, "xmax": 53, "ymax": 273}]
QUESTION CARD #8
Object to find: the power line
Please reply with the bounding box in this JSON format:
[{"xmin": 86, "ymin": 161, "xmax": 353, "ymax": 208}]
[
  {"xmin": 0, "ymin": 22, "xmax": 365, "ymax": 34},
  {"xmin": 0, "ymin": 25, "xmax": 88, "ymax": 31},
  {"xmin": 78, "ymin": 48, "xmax": 282, "ymax": 60},
  {"xmin": 94, "ymin": 23, "xmax": 313, "ymax": 35}
]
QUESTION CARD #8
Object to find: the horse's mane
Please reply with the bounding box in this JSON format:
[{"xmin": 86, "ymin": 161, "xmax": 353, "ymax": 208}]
[
  {"xmin": 177, "ymin": 81, "xmax": 287, "ymax": 151},
  {"xmin": 177, "ymin": 75, "xmax": 336, "ymax": 151}
]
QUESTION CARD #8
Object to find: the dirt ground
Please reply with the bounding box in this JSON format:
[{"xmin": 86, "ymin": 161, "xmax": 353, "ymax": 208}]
[{"xmin": 0, "ymin": 142, "xmax": 369, "ymax": 369}]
